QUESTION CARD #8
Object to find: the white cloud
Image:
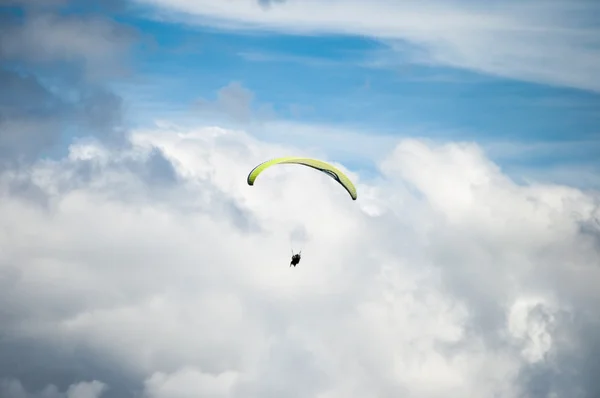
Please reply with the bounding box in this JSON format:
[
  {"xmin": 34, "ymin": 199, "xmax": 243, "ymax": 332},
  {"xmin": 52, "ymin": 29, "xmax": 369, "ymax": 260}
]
[
  {"xmin": 136, "ymin": 0, "xmax": 600, "ymax": 92},
  {"xmin": 507, "ymin": 296, "xmax": 556, "ymax": 364},
  {"xmin": 0, "ymin": 123, "xmax": 599, "ymax": 397},
  {"xmin": 144, "ymin": 368, "xmax": 239, "ymax": 398}
]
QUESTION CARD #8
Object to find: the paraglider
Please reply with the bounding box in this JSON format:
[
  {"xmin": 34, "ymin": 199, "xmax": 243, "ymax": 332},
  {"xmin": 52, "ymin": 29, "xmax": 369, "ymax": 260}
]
[
  {"xmin": 290, "ymin": 250, "xmax": 301, "ymax": 267},
  {"xmin": 247, "ymin": 156, "xmax": 357, "ymax": 268},
  {"xmin": 246, "ymin": 156, "xmax": 357, "ymax": 200}
]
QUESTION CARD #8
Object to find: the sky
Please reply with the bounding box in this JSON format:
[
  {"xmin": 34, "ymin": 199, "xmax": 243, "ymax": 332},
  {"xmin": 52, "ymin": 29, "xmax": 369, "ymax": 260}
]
[{"xmin": 0, "ymin": 0, "xmax": 599, "ymax": 397}]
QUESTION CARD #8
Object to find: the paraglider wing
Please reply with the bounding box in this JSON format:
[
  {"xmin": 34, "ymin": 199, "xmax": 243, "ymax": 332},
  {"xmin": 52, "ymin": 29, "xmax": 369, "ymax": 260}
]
[{"xmin": 247, "ymin": 157, "xmax": 357, "ymax": 200}]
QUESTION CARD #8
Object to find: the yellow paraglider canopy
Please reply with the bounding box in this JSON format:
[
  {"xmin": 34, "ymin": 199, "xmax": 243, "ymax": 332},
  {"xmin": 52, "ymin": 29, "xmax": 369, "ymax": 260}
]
[{"xmin": 247, "ymin": 157, "xmax": 357, "ymax": 200}]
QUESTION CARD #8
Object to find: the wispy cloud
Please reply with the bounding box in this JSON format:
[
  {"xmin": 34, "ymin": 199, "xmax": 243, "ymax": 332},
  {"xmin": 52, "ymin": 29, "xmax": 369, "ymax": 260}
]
[
  {"xmin": 137, "ymin": 0, "xmax": 600, "ymax": 92},
  {"xmin": 237, "ymin": 50, "xmax": 346, "ymax": 68}
]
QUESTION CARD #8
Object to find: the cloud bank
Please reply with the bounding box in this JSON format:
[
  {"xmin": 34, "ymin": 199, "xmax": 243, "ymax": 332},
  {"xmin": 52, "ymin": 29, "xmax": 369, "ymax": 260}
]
[{"xmin": 1, "ymin": 124, "xmax": 599, "ymax": 397}]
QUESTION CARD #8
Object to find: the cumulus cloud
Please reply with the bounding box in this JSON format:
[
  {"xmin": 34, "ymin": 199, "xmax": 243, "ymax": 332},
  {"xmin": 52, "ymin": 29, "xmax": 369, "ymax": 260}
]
[
  {"xmin": 1, "ymin": 123, "xmax": 599, "ymax": 397},
  {"xmin": 137, "ymin": 0, "xmax": 600, "ymax": 92}
]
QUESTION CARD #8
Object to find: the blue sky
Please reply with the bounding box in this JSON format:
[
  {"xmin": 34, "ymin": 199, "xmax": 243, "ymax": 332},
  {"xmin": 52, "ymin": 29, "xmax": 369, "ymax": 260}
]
[
  {"xmin": 124, "ymin": 20, "xmax": 600, "ymax": 140},
  {"xmin": 105, "ymin": 0, "xmax": 600, "ymax": 188},
  {"xmin": 4, "ymin": 0, "xmax": 599, "ymax": 186}
]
